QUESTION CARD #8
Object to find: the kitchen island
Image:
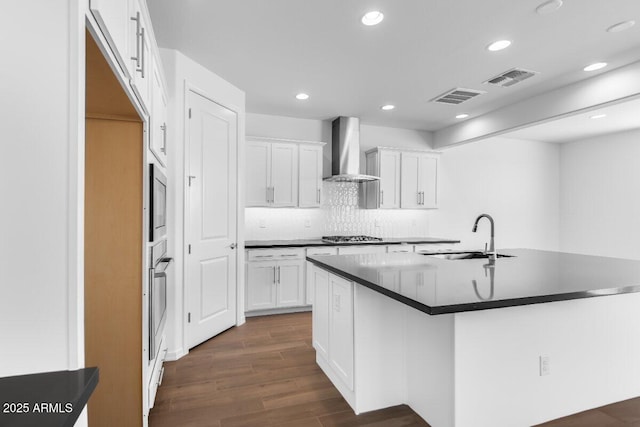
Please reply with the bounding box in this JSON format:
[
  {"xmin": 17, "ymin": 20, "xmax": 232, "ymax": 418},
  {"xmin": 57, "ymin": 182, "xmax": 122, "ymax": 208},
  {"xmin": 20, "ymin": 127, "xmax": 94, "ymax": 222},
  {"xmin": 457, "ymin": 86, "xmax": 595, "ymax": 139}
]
[{"xmin": 307, "ymin": 249, "xmax": 640, "ymax": 427}]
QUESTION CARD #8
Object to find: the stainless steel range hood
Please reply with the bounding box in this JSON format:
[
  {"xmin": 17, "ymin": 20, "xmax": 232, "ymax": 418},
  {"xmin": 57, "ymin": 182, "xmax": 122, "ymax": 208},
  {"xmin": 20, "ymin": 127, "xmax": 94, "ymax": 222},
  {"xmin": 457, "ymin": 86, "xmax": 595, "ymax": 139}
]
[{"xmin": 324, "ymin": 117, "xmax": 379, "ymax": 182}]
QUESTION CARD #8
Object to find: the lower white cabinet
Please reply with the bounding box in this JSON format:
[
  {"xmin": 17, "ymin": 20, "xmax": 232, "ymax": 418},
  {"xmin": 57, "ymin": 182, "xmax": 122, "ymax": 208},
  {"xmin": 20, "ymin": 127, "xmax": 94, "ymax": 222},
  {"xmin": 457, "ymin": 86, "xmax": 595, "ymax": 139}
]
[
  {"xmin": 328, "ymin": 273, "xmax": 354, "ymax": 390},
  {"xmin": 306, "ymin": 246, "xmax": 339, "ymax": 305},
  {"xmin": 246, "ymin": 248, "xmax": 305, "ymax": 312},
  {"xmin": 387, "ymin": 244, "xmax": 414, "ymax": 253},
  {"xmin": 313, "ymin": 267, "xmax": 355, "ymax": 391}
]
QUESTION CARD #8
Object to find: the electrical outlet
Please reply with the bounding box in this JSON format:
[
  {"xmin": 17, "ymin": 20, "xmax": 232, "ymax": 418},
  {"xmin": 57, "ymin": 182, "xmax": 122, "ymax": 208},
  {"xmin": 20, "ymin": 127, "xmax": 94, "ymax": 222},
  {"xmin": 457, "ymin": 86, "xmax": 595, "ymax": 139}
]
[
  {"xmin": 540, "ymin": 356, "xmax": 551, "ymax": 376},
  {"xmin": 304, "ymin": 219, "xmax": 311, "ymax": 228},
  {"xmin": 259, "ymin": 219, "xmax": 266, "ymax": 228}
]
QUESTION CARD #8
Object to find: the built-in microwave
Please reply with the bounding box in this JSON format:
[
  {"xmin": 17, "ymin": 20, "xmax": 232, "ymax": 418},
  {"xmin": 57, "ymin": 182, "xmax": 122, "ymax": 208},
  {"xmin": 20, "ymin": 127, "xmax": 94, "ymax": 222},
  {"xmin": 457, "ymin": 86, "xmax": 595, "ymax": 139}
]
[{"xmin": 149, "ymin": 164, "xmax": 167, "ymax": 242}]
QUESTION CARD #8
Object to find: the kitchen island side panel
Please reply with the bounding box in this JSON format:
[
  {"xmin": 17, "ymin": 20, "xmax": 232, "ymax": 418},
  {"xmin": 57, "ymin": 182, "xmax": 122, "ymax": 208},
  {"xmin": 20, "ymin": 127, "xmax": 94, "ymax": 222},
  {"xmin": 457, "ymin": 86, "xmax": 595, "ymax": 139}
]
[{"xmin": 454, "ymin": 292, "xmax": 640, "ymax": 427}]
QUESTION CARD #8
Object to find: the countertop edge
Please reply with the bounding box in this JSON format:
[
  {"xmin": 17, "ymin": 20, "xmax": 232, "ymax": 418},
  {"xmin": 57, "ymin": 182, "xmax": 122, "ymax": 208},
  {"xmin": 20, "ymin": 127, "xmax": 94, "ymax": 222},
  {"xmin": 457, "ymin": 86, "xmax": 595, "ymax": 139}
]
[
  {"xmin": 306, "ymin": 255, "xmax": 640, "ymax": 315},
  {"xmin": 246, "ymin": 238, "xmax": 461, "ymax": 249}
]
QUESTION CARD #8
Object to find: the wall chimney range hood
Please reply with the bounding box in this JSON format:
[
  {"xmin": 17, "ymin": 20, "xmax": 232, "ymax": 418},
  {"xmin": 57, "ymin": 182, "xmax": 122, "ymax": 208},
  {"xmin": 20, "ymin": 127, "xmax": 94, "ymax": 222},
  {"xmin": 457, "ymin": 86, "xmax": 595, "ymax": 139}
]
[{"xmin": 324, "ymin": 117, "xmax": 379, "ymax": 182}]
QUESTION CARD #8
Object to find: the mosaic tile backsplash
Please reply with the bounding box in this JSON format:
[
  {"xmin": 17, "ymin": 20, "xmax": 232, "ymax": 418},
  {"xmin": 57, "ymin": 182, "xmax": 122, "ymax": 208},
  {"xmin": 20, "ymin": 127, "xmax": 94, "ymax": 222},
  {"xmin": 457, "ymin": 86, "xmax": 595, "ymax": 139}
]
[{"xmin": 245, "ymin": 182, "xmax": 431, "ymax": 240}]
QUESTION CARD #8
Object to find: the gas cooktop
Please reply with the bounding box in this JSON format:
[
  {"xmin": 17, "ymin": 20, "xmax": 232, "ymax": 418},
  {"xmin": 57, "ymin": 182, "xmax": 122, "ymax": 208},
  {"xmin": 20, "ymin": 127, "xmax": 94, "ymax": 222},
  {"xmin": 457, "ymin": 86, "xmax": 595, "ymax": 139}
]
[{"xmin": 321, "ymin": 235, "xmax": 383, "ymax": 243}]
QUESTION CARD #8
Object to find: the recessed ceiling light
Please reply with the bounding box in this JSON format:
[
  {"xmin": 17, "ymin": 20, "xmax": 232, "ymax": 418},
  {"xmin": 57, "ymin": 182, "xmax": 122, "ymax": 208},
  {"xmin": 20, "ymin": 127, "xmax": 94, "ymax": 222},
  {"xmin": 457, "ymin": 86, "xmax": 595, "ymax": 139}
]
[
  {"xmin": 607, "ymin": 20, "xmax": 636, "ymax": 33},
  {"xmin": 362, "ymin": 11, "xmax": 384, "ymax": 26},
  {"xmin": 381, "ymin": 104, "xmax": 395, "ymax": 111},
  {"xmin": 295, "ymin": 93, "xmax": 309, "ymax": 100},
  {"xmin": 583, "ymin": 62, "xmax": 607, "ymax": 72},
  {"xmin": 590, "ymin": 114, "xmax": 607, "ymax": 119},
  {"xmin": 487, "ymin": 40, "xmax": 512, "ymax": 52},
  {"xmin": 536, "ymin": 0, "xmax": 563, "ymax": 14},
  {"xmin": 455, "ymin": 113, "xmax": 469, "ymax": 119}
]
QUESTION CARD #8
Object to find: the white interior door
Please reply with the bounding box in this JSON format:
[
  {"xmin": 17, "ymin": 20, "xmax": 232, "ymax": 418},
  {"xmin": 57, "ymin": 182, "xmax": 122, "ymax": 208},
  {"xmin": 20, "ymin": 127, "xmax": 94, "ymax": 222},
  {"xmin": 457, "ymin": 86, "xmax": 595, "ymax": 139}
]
[{"xmin": 186, "ymin": 90, "xmax": 238, "ymax": 349}]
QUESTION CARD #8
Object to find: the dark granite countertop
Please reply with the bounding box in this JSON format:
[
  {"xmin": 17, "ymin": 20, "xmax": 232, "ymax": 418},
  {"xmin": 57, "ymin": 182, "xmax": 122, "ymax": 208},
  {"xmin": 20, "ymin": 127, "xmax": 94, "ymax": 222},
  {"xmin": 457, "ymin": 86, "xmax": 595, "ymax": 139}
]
[
  {"xmin": 307, "ymin": 249, "xmax": 640, "ymax": 315},
  {"xmin": 0, "ymin": 368, "xmax": 99, "ymax": 427},
  {"xmin": 245, "ymin": 237, "xmax": 460, "ymax": 249}
]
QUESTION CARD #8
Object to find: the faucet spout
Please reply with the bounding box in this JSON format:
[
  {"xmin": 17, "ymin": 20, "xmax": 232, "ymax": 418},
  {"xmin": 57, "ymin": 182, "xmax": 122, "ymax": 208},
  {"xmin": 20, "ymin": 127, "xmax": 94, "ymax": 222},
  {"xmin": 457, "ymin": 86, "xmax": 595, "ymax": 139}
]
[{"xmin": 472, "ymin": 214, "xmax": 496, "ymax": 258}]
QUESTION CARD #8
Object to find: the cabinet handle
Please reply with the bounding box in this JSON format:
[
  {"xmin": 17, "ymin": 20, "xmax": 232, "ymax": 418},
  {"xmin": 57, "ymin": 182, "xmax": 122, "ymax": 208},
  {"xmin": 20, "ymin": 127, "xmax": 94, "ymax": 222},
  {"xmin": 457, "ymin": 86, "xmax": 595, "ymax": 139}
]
[
  {"xmin": 253, "ymin": 255, "xmax": 273, "ymax": 258},
  {"xmin": 160, "ymin": 123, "xmax": 167, "ymax": 153},
  {"xmin": 281, "ymin": 254, "xmax": 298, "ymax": 257},
  {"xmin": 272, "ymin": 186, "xmax": 275, "ymax": 203},
  {"xmin": 273, "ymin": 266, "xmax": 276, "ymax": 284},
  {"xmin": 277, "ymin": 266, "xmax": 281, "ymax": 283},
  {"xmin": 417, "ymin": 191, "xmax": 420, "ymax": 205},
  {"xmin": 317, "ymin": 188, "xmax": 321, "ymax": 204},
  {"xmin": 381, "ymin": 190, "xmax": 384, "ymax": 205},
  {"xmin": 139, "ymin": 27, "xmax": 146, "ymax": 78},
  {"xmin": 130, "ymin": 12, "xmax": 141, "ymax": 69}
]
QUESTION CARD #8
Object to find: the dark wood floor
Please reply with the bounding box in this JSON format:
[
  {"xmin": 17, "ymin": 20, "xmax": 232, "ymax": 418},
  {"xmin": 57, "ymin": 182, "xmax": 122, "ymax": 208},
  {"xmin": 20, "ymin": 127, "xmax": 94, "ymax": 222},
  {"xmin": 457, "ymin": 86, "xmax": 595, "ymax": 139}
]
[{"xmin": 150, "ymin": 312, "xmax": 640, "ymax": 427}]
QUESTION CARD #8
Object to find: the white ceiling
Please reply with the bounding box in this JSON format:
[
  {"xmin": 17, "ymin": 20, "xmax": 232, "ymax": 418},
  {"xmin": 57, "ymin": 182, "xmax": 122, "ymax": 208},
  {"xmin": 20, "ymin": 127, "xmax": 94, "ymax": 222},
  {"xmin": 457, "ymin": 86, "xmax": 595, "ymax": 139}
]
[
  {"xmin": 147, "ymin": 0, "xmax": 640, "ymax": 132},
  {"xmin": 505, "ymin": 97, "xmax": 640, "ymax": 143}
]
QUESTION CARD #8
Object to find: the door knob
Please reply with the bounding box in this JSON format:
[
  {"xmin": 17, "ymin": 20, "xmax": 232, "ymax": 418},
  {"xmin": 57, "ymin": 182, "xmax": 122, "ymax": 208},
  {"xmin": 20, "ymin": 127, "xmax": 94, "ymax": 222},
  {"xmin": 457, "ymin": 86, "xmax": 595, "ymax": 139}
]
[{"xmin": 229, "ymin": 243, "xmax": 237, "ymax": 249}]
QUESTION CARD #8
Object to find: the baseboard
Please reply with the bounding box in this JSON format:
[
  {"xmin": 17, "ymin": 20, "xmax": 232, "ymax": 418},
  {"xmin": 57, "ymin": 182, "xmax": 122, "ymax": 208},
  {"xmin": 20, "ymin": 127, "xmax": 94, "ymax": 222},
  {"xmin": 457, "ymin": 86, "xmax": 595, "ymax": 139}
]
[
  {"xmin": 245, "ymin": 305, "xmax": 312, "ymax": 317},
  {"xmin": 165, "ymin": 348, "xmax": 187, "ymax": 361}
]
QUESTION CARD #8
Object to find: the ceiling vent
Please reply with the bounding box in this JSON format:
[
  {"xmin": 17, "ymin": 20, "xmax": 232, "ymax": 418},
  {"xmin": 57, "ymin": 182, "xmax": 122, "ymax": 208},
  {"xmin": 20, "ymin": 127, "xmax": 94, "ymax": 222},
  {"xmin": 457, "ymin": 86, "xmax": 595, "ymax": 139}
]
[
  {"xmin": 484, "ymin": 68, "xmax": 539, "ymax": 87},
  {"xmin": 429, "ymin": 88, "xmax": 485, "ymax": 105}
]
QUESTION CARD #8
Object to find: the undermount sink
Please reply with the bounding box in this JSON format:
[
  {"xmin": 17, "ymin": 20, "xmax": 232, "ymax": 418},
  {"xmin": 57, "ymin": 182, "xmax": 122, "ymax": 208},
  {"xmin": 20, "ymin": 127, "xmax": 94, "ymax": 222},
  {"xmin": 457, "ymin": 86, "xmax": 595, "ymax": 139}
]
[{"xmin": 425, "ymin": 251, "xmax": 515, "ymax": 260}]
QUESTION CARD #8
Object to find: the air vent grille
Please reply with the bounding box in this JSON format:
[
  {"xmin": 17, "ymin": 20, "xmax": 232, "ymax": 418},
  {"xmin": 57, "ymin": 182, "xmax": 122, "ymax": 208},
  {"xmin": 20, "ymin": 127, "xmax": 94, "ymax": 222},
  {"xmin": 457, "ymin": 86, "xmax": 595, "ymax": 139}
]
[
  {"xmin": 484, "ymin": 68, "xmax": 539, "ymax": 87},
  {"xmin": 430, "ymin": 88, "xmax": 486, "ymax": 105}
]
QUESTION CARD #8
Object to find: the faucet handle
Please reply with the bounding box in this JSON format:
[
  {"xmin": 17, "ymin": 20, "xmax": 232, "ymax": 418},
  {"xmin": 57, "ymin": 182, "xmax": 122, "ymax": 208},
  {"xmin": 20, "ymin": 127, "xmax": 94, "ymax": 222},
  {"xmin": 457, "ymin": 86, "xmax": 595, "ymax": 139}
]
[{"xmin": 484, "ymin": 242, "xmax": 488, "ymax": 254}]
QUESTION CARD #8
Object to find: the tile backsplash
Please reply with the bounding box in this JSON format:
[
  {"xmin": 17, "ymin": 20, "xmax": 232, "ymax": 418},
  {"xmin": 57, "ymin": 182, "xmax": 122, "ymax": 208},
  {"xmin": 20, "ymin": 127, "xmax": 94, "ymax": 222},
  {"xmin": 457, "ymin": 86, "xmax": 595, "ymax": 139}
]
[{"xmin": 245, "ymin": 182, "xmax": 431, "ymax": 240}]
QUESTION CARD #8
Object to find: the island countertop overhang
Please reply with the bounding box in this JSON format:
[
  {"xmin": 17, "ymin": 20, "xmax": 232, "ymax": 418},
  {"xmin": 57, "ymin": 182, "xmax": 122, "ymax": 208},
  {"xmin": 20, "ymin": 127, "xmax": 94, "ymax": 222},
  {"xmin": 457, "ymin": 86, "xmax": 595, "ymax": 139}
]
[{"xmin": 306, "ymin": 249, "xmax": 640, "ymax": 314}]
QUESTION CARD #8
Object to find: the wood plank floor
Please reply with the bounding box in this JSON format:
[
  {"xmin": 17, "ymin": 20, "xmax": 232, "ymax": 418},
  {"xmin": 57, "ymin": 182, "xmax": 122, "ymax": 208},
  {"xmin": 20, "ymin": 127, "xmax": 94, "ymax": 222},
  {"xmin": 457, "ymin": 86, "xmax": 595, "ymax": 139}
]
[{"xmin": 150, "ymin": 312, "xmax": 640, "ymax": 427}]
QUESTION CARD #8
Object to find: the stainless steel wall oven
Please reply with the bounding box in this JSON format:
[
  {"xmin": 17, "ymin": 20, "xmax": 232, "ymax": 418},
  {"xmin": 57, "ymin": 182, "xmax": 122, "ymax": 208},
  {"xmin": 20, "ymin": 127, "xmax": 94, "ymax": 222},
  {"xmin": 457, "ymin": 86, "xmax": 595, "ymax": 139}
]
[{"xmin": 149, "ymin": 239, "xmax": 171, "ymax": 360}]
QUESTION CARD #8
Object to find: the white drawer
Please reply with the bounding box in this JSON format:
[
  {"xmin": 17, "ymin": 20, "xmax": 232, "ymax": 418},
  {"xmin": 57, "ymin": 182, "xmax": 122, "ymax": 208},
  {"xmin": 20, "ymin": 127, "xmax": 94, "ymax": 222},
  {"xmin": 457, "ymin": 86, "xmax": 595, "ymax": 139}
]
[
  {"xmin": 413, "ymin": 243, "xmax": 458, "ymax": 254},
  {"xmin": 387, "ymin": 244, "xmax": 414, "ymax": 253},
  {"xmin": 247, "ymin": 248, "xmax": 305, "ymax": 261},
  {"xmin": 307, "ymin": 247, "xmax": 338, "ymax": 256},
  {"xmin": 337, "ymin": 245, "xmax": 387, "ymax": 255}
]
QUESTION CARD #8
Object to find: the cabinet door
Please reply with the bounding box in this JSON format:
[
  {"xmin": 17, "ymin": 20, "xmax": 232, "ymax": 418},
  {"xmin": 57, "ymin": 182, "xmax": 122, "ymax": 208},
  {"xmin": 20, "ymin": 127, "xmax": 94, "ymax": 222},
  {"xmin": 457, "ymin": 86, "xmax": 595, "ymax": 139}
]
[
  {"xmin": 419, "ymin": 155, "xmax": 438, "ymax": 208},
  {"xmin": 150, "ymin": 58, "xmax": 167, "ymax": 166},
  {"xmin": 305, "ymin": 247, "xmax": 338, "ymax": 305},
  {"xmin": 298, "ymin": 144, "xmax": 323, "ymax": 207},
  {"xmin": 328, "ymin": 273, "xmax": 354, "ymax": 390},
  {"xmin": 90, "ymin": 0, "xmax": 130, "ymax": 75},
  {"xmin": 245, "ymin": 141, "xmax": 270, "ymax": 206},
  {"xmin": 271, "ymin": 143, "xmax": 298, "ymax": 207},
  {"xmin": 128, "ymin": 0, "xmax": 150, "ymax": 109},
  {"xmin": 276, "ymin": 260, "xmax": 304, "ymax": 307},
  {"xmin": 246, "ymin": 262, "xmax": 277, "ymax": 311},
  {"xmin": 400, "ymin": 152, "xmax": 420, "ymax": 209},
  {"xmin": 379, "ymin": 150, "xmax": 401, "ymax": 209},
  {"xmin": 312, "ymin": 266, "xmax": 330, "ymax": 361}
]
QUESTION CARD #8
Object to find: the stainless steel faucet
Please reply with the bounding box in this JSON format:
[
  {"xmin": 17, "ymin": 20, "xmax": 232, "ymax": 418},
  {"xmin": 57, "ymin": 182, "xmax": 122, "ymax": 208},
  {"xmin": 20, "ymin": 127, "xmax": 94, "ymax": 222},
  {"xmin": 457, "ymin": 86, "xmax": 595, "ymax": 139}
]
[{"xmin": 472, "ymin": 214, "xmax": 496, "ymax": 259}]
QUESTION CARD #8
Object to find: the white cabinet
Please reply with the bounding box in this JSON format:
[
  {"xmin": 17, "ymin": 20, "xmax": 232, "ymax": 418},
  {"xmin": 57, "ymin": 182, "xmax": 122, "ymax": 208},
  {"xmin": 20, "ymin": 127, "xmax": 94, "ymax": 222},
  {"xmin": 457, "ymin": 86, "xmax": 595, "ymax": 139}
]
[
  {"xmin": 245, "ymin": 139, "xmax": 298, "ymax": 207},
  {"xmin": 276, "ymin": 259, "xmax": 305, "ymax": 307},
  {"xmin": 363, "ymin": 149, "xmax": 401, "ymax": 209},
  {"xmin": 312, "ymin": 266, "xmax": 330, "ymax": 361},
  {"xmin": 246, "ymin": 137, "xmax": 325, "ymax": 208},
  {"xmin": 337, "ymin": 245, "xmax": 387, "ymax": 255},
  {"xmin": 401, "ymin": 151, "xmax": 438, "ymax": 209},
  {"xmin": 89, "ymin": 0, "xmax": 130, "ymax": 75},
  {"xmin": 305, "ymin": 247, "xmax": 338, "ymax": 305},
  {"xmin": 246, "ymin": 261, "xmax": 278, "ymax": 310},
  {"xmin": 312, "ymin": 266, "xmax": 355, "ymax": 392},
  {"xmin": 298, "ymin": 144, "xmax": 323, "ymax": 207},
  {"xmin": 245, "ymin": 248, "xmax": 305, "ymax": 312},
  {"xmin": 329, "ymin": 273, "xmax": 354, "ymax": 390},
  {"xmin": 128, "ymin": 0, "xmax": 151, "ymax": 109},
  {"xmin": 150, "ymin": 57, "xmax": 167, "ymax": 166}
]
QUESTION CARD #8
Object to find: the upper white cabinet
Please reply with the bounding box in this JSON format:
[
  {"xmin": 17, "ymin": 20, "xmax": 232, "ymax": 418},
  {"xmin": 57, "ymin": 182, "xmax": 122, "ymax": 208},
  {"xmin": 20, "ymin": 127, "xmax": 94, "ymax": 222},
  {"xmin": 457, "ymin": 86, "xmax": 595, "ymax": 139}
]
[
  {"xmin": 150, "ymin": 57, "xmax": 167, "ymax": 166},
  {"xmin": 362, "ymin": 147, "xmax": 439, "ymax": 210},
  {"xmin": 89, "ymin": 0, "xmax": 130, "ymax": 75},
  {"xmin": 246, "ymin": 137, "xmax": 325, "ymax": 208},
  {"xmin": 400, "ymin": 151, "xmax": 439, "ymax": 209},
  {"xmin": 128, "ymin": 0, "xmax": 151, "ymax": 109},
  {"xmin": 298, "ymin": 144, "xmax": 324, "ymax": 207},
  {"xmin": 363, "ymin": 148, "xmax": 401, "ymax": 209}
]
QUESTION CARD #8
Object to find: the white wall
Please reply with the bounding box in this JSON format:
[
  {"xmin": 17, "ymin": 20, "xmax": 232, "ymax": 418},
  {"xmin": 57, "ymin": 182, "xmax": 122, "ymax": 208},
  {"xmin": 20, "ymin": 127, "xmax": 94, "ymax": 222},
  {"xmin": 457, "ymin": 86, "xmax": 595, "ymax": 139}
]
[
  {"xmin": 0, "ymin": 1, "xmax": 85, "ymax": 377},
  {"xmin": 161, "ymin": 49, "xmax": 246, "ymax": 360},
  {"xmin": 559, "ymin": 129, "xmax": 640, "ymax": 259},
  {"xmin": 432, "ymin": 137, "xmax": 561, "ymax": 251}
]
